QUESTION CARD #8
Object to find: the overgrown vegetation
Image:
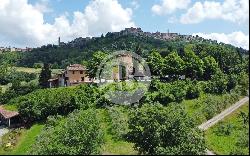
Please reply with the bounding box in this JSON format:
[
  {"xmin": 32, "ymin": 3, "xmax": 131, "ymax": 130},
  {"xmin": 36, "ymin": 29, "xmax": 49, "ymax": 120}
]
[
  {"xmin": 30, "ymin": 109, "xmax": 104, "ymax": 155},
  {"xmin": 127, "ymin": 104, "xmax": 206, "ymax": 155},
  {"xmin": 0, "ymin": 33, "xmax": 248, "ymax": 155},
  {"xmin": 205, "ymin": 103, "xmax": 249, "ymax": 155}
]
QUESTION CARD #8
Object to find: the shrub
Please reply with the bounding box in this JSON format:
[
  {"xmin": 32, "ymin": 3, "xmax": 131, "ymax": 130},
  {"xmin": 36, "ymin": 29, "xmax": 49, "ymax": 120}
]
[
  {"xmin": 145, "ymin": 80, "xmax": 187, "ymax": 105},
  {"xmin": 127, "ymin": 104, "xmax": 206, "ymax": 155},
  {"xmin": 202, "ymin": 93, "xmax": 240, "ymax": 120},
  {"xmin": 205, "ymin": 71, "xmax": 228, "ymax": 94},
  {"xmin": 214, "ymin": 122, "xmax": 233, "ymax": 136},
  {"xmin": 0, "ymin": 82, "xmax": 39, "ymax": 104},
  {"xmin": 186, "ymin": 80, "xmax": 202, "ymax": 99},
  {"xmin": 15, "ymin": 84, "xmax": 97, "ymax": 123},
  {"xmin": 30, "ymin": 109, "xmax": 104, "ymax": 155},
  {"xmin": 108, "ymin": 106, "xmax": 129, "ymax": 140}
]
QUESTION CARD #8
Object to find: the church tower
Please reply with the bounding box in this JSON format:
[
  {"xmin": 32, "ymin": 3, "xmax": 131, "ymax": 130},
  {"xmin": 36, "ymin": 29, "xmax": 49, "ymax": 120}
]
[{"xmin": 58, "ymin": 37, "xmax": 61, "ymax": 47}]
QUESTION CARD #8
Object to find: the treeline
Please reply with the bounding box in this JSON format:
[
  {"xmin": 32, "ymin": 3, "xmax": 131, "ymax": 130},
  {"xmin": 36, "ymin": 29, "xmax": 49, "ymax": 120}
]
[
  {"xmin": 12, "ymin": 33, "xmax": 248, "ymax": 69},
  {"xmin": 6, "ymin": 79, "xmax": 246, "ymax": 154}
]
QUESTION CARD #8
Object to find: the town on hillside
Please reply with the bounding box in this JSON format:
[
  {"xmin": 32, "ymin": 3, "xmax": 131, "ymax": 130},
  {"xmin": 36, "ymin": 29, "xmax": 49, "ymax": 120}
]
[{"xmin": 0, "ymin": 1, "xmax": 248, "ymax": 154}]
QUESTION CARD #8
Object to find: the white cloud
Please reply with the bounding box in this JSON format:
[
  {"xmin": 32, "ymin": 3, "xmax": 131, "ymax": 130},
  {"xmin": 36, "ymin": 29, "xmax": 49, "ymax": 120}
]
[
  {"xmin": 152, "ymin": 0, "xmax": 191, "ymax": 15},
  {"xmin": 180, "ymin": 0, "xmax": 249, "ymax": 24},
  {"xmin": 168, "ymin": 16, "xmax": 178, "ymax": 23},
  {"xmin": 0, "ymin": 0, "xmax": 135, "ymax": 47},
  {"xmin": 193, "ymin": 31, "xmax": 249, "ymax": 50},
  {"xmin": 131, "ymin": 0, "xmax": 140, "ymax": 10},
  {"xmin": 34, "ymin": 0, "xmax": 53, "ymax": 13}
]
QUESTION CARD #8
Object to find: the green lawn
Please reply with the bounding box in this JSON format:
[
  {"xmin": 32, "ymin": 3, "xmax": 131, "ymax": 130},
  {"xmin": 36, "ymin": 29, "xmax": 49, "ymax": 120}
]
[
  {"xmin": 0, "ymin": 124, "xmax": 44, "ymax": 155},
  {"xmin": 181, "ymin": 94, "xmax": 242, "ymax": 125},
  {"xmin": 2, "ymin": 104, "xmax": 18, "ymax": 111},
  {"xmin": 205, "ymin": 102, "xmax": 249, "ymax": 155},
  {"xmin": 14, "ymin": 67, "xmax": 42, "ymax": 74},
  {"xmin": 14, "ymin": 67, "xmax": 63, "ymax": 75},
  {"xmin": 97, "ymin": 109, "xmax": 137, "ymax": 155}
]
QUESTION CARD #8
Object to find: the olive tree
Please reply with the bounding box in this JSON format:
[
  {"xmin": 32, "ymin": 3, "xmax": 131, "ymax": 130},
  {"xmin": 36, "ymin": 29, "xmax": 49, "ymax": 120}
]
[{"xmin": 127, "ymin": 104, "xmax": 206, "ymax": 155}]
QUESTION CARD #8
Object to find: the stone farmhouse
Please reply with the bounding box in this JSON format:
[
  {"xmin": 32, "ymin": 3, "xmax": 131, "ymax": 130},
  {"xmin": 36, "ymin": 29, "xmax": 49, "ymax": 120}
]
[
  {"xmin": 48, "ymin": 64, "xmax": 92, "ymax": 88},
  {"xmin": 49, "ymin": 52, "xmax": 147, "ymax": 88}
]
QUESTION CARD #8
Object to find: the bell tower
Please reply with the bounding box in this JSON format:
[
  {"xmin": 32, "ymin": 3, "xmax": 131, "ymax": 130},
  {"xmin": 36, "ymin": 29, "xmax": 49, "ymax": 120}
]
[{"xmin": 58, "ymin": 37, "xmax": 60, "ymax": 47}]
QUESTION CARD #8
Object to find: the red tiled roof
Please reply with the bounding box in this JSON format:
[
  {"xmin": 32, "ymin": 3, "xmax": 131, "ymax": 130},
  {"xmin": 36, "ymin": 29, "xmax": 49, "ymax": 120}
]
[
  {"xmin": 66, "ymin": 64, "xmax": 86, "ymax": 71},
  {"xmin": 0, "ymin": 106, "xmax": 19, "ymax": 119}
]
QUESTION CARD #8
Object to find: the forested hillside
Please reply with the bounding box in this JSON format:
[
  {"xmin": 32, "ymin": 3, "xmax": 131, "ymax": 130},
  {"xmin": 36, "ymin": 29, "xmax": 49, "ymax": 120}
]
[
  {"xmin": 8, "ymin": 33, "xmax": 248, "ymax": 69},
  {"xmin": 0, "ymin": 31, "xmax": 249, "ymax": 155}
]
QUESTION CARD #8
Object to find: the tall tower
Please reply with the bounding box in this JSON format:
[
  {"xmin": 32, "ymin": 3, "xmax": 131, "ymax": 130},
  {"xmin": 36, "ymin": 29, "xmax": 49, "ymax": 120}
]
[
  {"xmin": 58, "ymin": 37, "xmax": 60, "ymax": 47},
  {"xmin": 167, "ymin": 29, "xmax": 169, "ymax": 35}
]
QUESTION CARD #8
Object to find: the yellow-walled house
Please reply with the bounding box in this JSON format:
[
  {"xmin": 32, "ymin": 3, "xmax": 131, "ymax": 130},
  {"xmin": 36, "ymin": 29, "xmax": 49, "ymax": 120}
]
[{"xmin": 49, "ymin": 64, "xmax": 92, "ymax": 88}]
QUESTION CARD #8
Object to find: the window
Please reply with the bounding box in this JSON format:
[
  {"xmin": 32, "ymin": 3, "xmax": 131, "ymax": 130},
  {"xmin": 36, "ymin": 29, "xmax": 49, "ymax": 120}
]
[
  {"xmin": 80, "ymin": 71, "xmax": 83, "ymax": 74},
  {"xmin": 72, "ymin": 71, "xmax": 75, "ymax": 74},
  {"xmin": 81, "ymin": 77, "xmax": 84, "ymax": 81}
]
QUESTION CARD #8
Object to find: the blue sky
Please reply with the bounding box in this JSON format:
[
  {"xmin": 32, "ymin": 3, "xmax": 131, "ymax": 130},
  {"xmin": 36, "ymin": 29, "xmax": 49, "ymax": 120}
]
[
  {"xmin": 29, "ymin": 0, "xmax": 248, "ymax": 34},
  {"xmin": 0, "ymin": 0, "xmax": 249, "ymax": 49}
]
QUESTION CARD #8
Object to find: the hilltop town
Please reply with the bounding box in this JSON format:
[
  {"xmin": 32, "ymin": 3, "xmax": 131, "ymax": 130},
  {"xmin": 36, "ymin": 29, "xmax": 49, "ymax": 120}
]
[
  {"xmin": 63, "ymin": 27, "xmax": 203, "ymax": 48},
  {"xmin": 0, "ymin": 47, "xmax": 33, "ymax": 53}
]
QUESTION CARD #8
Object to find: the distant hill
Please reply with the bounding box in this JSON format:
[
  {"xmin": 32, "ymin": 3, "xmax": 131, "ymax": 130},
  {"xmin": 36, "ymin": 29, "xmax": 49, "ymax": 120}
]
[{"xmin": 14, "ymin": 28, "xmax": 248, "ymax": 69}]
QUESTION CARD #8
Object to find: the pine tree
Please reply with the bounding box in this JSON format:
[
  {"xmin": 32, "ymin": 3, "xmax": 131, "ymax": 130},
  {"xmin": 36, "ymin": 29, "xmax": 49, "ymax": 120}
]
[{"xmin": 39, "ymin": 63, "xmax": 51, "ymax": 88}]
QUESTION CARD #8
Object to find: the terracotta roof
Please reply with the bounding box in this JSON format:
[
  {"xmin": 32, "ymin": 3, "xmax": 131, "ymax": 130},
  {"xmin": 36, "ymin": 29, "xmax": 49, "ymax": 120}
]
[
  {"xmin": 66, "ymin": 64, "xmax": 86, "ymax": 71},
  {"xmin": 0, "ymin": 106, "xmax": 19, "ymax": 119}
]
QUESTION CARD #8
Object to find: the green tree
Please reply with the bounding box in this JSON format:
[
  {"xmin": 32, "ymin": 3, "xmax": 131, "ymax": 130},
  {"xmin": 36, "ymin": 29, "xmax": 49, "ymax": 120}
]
[
  {"xmin": 146, "ymin": 50, "xmax": 164, "ymax": 77},
  {"xmin": 203, "ymin": 56, "xmax": 219, "ymax": 80},
  {"xmin": 127, "ymin": 104, "xmax": 206, "ymax": 155},
  {"xmin": 205, "ymin": 71, "xmax": 229, "ymax": 94},
  {"xmin": 132, "ymin": 44, "xmax": 142, "ymax": 75},
  {"xmin": 38, "ymin": 63, "xmax": 51, "ymax": 88},
  {"xmin": 87, "ymin": 51, "xmax": 108, "ymax": 79},
  {"xmin": 183, "ymin": 45, "xmax": 204, "ymax": 80},
  {"xmin": 164, "ymin": 51, "xmax": 185, "ymax": 80},
  {"xmin": 30, "ymin": 109, "xmax": 104, "ymax": 155}
]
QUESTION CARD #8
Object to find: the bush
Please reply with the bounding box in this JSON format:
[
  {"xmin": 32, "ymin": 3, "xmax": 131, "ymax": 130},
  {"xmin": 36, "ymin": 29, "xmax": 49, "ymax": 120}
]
[
  {"xmin": 0, "ymin": 71, "xmax": 37, "ymax": 85},
  {"xmin": 30, "ymin": 109, "xmax": 104, "ymax": 155},
  {"xmin": 145, "ymin": 80, "xmax": 187, "ymax": 105},
  {"xmin": 0, "ymin": 82, "xmax": 39, "ymax": 104},
  {"xmin": 205, "ymin": 71, "xmax": 228, "ymax": 94},
  {"xmin": 214, "ymin": 122, "xmax": 233, "ymax": 136},
  {"xmin": 202, "ymin": 93, "xmax": 240, "ymax": 120},
  {"xmin": 127, "ymin": 104, "xmax": 206, "ymax": 155},
  {"xmin": 15, "ymin": 84, "xmax": 97, "ymax": 123},
  {"xmin": 186, "ymin": 80, "xmax": 202, "ymax": 99},
  {"xmin": 108, "ymin": 106, "xmax": 129, "ymax": 140}
]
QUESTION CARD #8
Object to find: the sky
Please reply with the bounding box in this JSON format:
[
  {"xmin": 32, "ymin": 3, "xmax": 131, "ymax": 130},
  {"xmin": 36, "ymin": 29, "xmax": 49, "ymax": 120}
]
[{"xmin": 0, "ymin": 0, "xmax": 249, "ymax": 49}]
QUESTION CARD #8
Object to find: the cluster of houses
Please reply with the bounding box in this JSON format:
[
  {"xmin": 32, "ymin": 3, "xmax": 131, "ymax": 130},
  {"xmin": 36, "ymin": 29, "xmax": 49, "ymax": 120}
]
[
  {"xmin": 48, "ymin": 52, "xmax": 148, "ymax": 88},
  {"xmin": 0, "ymin": 47, "xmax": 33, "ymax": 53},
  {"xmin": 64, "ymin": 27, "xmax": 200, "ymax": 48},
  {"xmin": 106, "ymin": 27, "xmax": 180, "ymax": 40}
]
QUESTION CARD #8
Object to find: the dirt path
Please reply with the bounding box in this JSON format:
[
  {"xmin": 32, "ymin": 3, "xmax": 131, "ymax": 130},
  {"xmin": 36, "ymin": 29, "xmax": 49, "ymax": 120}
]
[
  {"xmin": 198, "ymin": 96, "xmax": 249, "ymax": 155},
  {"xmin": 198, "ymin": 97, "xmax": 249, "ymax": 130}
]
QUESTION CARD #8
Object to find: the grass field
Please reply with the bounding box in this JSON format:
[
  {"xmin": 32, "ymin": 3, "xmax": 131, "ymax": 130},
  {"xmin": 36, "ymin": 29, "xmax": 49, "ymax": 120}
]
[
  {"xmin": 0, "ymin": 109, "xmax": 136, "ymax": 155},
  {"xmin": 2, "ymin": 104, "xmax": 18, "ymax": 111},
  {"xmin": 181, "ymin": 94, "xmax": 242, "ymax": 125},
  {"xmin": 14, "ymin": 67, "xmax": 63, "ymax": 75},
  {"xmin": 205, "ymin": 102, "xmax": 249, "ymax": 155},
  {"xmin": 97, "ymin": 109, "xmax": 137, "ymax": 155},
  {"xmin": 0, "ymin": 124, "xmax": 44, "ymax": 155}
]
